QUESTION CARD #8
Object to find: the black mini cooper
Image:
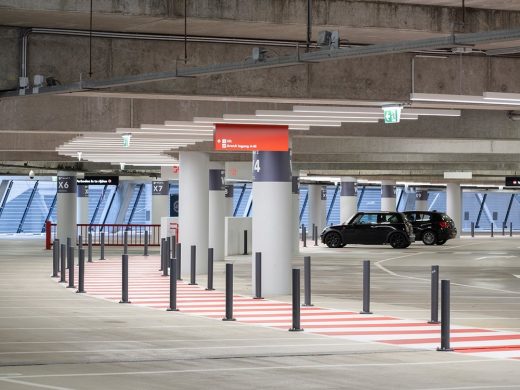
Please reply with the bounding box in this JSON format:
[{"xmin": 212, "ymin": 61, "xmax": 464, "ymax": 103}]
[
  {"xmin": 321, "ymin": 212, "xmax": 415, "ymax": 249},
  {"xmin": 402, "ymin": 211, "xmax": 457, "ymax": 245}
]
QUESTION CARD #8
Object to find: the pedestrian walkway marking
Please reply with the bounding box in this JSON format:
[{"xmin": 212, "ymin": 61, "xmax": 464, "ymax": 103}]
[{"xmin": 57, "ymin": 255, "xmax": 520, "ymax": 361}]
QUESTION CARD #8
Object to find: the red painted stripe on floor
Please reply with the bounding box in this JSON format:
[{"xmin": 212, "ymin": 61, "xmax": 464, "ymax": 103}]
[
  {"xmin": 456, "ymin": 345, "xmax": 520, "ymax": 353},
  {"xmin": 382, "ymin": 334, "xmax": 520, "ymax": 345},
  {"xmin": 312, "ymin": 328, "xmax": 491, "ymax": 336}
]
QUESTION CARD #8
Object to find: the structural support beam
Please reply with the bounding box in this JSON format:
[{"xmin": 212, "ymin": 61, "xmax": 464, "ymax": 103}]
[
  {"xmin": 56, "ymin": 171, "xmax": 77, "ymax": 245},
  {"xmin": 252, "ymin": 151, "xmax": 292, "ymax": 296},
  {"xmin": 340, "ymin": 177, "xmax": 357, "ymax": 223},
  {"xmin": 447, "ymin": 183, "xmax": 462, "ymax": 238},
  {"xmin": 381, "ymin": 180, "xmax": 396, "ymax": 212},
  {"xmin": 179, "ymin": 151, "xmax": 209, "ymax": 275},
  {"xmin": 208, "ymin": 163, "xmax": 225, "ymax": 261}
]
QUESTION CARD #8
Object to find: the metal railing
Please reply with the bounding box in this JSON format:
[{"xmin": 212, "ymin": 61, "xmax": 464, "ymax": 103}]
[{"xmin": 45, "ymin": 221, "xmax": 176, "ymax": 249}]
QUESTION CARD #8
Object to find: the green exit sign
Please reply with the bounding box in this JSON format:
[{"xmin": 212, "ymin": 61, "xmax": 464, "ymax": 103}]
[{"xmin": 383, "ymin": 107, "xmax": 401, "ymax": 124}]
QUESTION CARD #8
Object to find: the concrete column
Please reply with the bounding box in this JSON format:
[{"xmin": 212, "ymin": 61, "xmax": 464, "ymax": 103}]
[
  {"xmin": 56, "ymin": 171, "xmax": 77, "ymax": 245},
  {"xmin": 381, "ymin": 180, "xmax": 396, "ymax": 212},
  {"xmin": 292, "ymin": 174, "xmax": 300, "ymax": 254},
  {"xmin": 151, "ymin": 180, "xmax": 169, "ymax": 225},
  {"xmin": 446, "ymin": 183, "xmax": 461, "ymax": 238},
  {"xmin": 224, "ymin": 184, "xmax": 234, "ymax": 216},
  {"xmin": 308, "ymin": 184, "xmax": 327, "ymax": 232},
  {"xmin": 209, "ymin": 164, "xmax": 225, "ymax": 261},
  {"xmin": 415, "ymin": 189, "xmax": 429, "ymax": 211},
  {"xmin": 179, "ymin": 151, "xmax": 209, "ymax": 275},
  {"xmin": 77, "ymin": 185, "xmax": 89, "ymax": 224},
  {"xmin": 252, "ymin": 151, "xmax": 292, "ymax": 296},
  {"xmin": 340, "ymin": 177, "xmax": 357, "ymax": 223}
]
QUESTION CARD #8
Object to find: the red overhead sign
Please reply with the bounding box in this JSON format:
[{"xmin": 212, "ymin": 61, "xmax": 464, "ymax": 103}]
[{"xmin": 214, "ymin": 124, "xmax": 289, "ymax": 151}]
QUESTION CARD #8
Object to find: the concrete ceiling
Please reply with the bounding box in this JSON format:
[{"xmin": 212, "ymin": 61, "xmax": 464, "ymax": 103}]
[{"xmin": 2, "ymin": 0, "xmax": 520, "ymax": 184}]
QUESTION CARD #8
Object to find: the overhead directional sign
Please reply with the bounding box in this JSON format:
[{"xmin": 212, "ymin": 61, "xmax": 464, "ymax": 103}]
[
  {"xmin": 382, "ymin": 105, "xmax": 402, "ymax": 124},
  {"xmin": 214, "ymin": 124, "xmax": 289, "ymax": 151},
  {"xmin": 506, "ymin": 177, "xmax": 520, "ymax": 186},
  {"xmin": 77, "ymin": 176, "xmax": 119, "ymax": 186}
]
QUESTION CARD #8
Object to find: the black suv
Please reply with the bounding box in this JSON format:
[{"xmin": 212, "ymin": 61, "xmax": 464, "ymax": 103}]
[
  {"xmin": 321, "ymin": 212, "xmax": 415, "ymax": 249},
  {"xmin": 403, "ymin": 211, "xmax": 457, "ymax": 245}
]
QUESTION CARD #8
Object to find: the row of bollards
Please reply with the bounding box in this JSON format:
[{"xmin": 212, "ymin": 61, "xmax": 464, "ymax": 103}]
[
  {"xmin": 53, "ymin": 234, "xmax": 453, "ymax": 352},
  {"xmin": 471, "ymin": 221, "xmax": 514, "ymax": 238}
]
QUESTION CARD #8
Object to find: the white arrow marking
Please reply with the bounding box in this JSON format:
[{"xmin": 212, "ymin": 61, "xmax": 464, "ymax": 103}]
[{"xmin": 476, "ymin": 256, "xmax": 516, "ymax": 260}]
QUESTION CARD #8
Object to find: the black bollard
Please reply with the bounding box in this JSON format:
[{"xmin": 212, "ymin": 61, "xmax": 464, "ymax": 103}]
[
  {"xmin": 360, "ymin": 260, "xmax": 372, "ymax": 314},
  {"xmin": 87, "ymin": 233, "xmax": 93, "ymax": 263},
  {"xmin": 144, "ymin": 230, "xmax": 149, "ymax": 256},
  {"xmin": 437, "ymin": 280, "xmax": 453, "ymax": 352},
  {"xmin": 254, "ymin": 252, "xmax": 263, "ymax": 299},
  {"xmin": 171, "ymin": 235, "xmax": 177, "ymax": 258},
  {"xmin": 502, "ymin": 222, "xmax": 506, "ymax": 236},
  {"xmin": 162, "ymin": 239, "xmax": 169, "ymax": 277},
  {"xmin": 100, "ymin": 232, "xmax": 105, "ymax": 260},
  {"xmin": 303, "ymin": 226, "xmax": 307, "ymax": 247},
  {"xmin": 303, "ymin": 256, "xmax": 313, "ymax": 306},
  {"xmin": 289, "ymin": 268, "xmax": 303, "ymax": 331},
  {"xmin": 67, "ymin": 246, "xmax": 75, "ymax": 289},
  {"xmin": 311, "ymin": 223, "xmax": 316, "ymax": 242},
  {"xmin": 52, "ymin": 239, "xmax": 59, "ymax": 277},
  {"xmin": 166, "ymin": 237, "xmax": 171, "ymax": 266},
  {"xmin": 189, "ymin": 245, "xmax": 197, "ymax": 285},
  {"xmin": 159, "ymin": 238, "xmax": 165, "ymax": 271},
  {"xmin": 206, "ymin": 248, "xmax": 215, "ymax": 291},
  {"xmin": 428, "ymin": 265, "xmax": 440, "ymax": 324},
  {"xmin": 314, "ymin": 225, "xmax": 318, "ymax": 246},
  {"xmin": 491, "ymin": 223, "xmax": 494, "ymax": 237},
  {"xmin": 60, "ymin": 243, "xmax": 66, "ymax": 283},
  {"xmin": 66, "ymin": 237, "xmax": 71, "ymax": 269},
  {"xmin": 119, "ymin": 254, "xmax": 130, "ymax": 304},
  {"xmin": 471, "ymin": 222, "xmax": 475, "ymax": 237},
  {"xmin": 167, "ymin": 257, "xmax": 179, "ymax": 311},
  {"xmin": 76, "ymin": 248, "xmax": 86, "ymax": 293},
  {"xmin": 243, "ymin": 230, "xmax": 248, "ymax": 255},
  {"xmin": 78, "ymin": 235, "xmax": 82, "ymax": 251},
  {"xmin": 511, "ymin": 222, "xmax": 513, "ymax": 237},
  {"xmin": 123, "ymin": 231, "xmax": 128, "ymax": 255},
  {"xmin": 176, "ymin": 242, "xmax": 182, "ymax": 280},
  {"xmin": 222, "ymin": 263, "xmax": 236, "ymax": 321}
]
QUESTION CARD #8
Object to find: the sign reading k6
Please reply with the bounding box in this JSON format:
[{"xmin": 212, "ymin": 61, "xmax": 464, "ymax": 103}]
[{"xmin": 214, "ymin": 123, "xmax": 289, "ymax": 152}]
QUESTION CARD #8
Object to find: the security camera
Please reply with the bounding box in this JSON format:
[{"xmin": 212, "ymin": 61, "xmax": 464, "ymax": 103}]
[{"xmin": 29, "ymin": 170, "xmax": 35, "ymax": 179}]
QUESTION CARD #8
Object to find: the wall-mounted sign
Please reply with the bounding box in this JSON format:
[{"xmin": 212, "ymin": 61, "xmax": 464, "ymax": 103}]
[
  {"xmin": 170, "ymin": 194, "xmax": 179, "ymax": 217},
  {"xmin": 152, "ymin": 180, "xmax": 169, "ymax": 195},
  {"xmin": 506, "ymin": 177, "xmax": 520, "ymax": 186},
  {"xmin": 214, "ymin": 123, "xmax": 289, "ymax": 152},
  {"xmin": 57, "ymin": 176, "xmax": 77, "ymax": 194},
  {"xmin": 77, "ymin": 176, "xmax": 119, "ymax": 186}
]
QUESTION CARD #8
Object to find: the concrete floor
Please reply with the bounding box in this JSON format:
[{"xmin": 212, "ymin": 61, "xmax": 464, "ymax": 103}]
[{"xmin": 0, "ymin": 237, "xmax": 519, "ymax": 389}]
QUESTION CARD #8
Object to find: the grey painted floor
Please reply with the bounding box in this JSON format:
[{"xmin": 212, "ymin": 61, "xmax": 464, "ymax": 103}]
[{"xmin": 0, "ymin": 237, "xmax": 519, "ymax": 389}]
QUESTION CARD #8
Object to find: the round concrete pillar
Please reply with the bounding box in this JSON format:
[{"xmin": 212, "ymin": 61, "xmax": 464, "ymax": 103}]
[
  {"xmin": 77, "ymin": 185, "xmax": 89, "ymax": 224},
  {"xmin": 446, "ymin": 183, "xmax": 461, "ymax": 238},
  {"xmin": 179, "ymin": 152, "xmax": 209, "ymax": 275},
  {"xmin": 209, "ymin": 164, "xmax": 226, "ymax": 261},
  {"xmin": 340, "ymin": 177, "xmax": 357, "ymax": 223},
  {"xmin": 151, "ymin": 180, "xmax": 169, "ymax": 225},
  {"xmin": 381, "ymin": 180, "xmax": 396, "ymax": 212},
  {"xmin": 415, "ymin": 189, "xmax": 429, "ymax": 211},
  {"xmin": 308, "ymin": 184, "xmax": 327, "ymax": 232},
  {"xmin": 292, "ymin": 174, "xmax": 300, "ymax": 254},
  {"xmin": 57, "ymin": 171, "xmax": 77, "ymax": 245},
  {"xmin": 252, "ymin": 151, "xmax": 292, "ymax": 296}
]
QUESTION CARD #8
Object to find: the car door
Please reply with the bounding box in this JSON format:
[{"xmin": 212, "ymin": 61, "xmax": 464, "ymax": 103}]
[
  {"xmin": 372, "ymin": 213, "xmax": 397, "ymax": 243},
  {"xmin": 351, "ymin": 213, "xmax": 378, "ymax": 244},
  {"xmin": 415, "ymin": 212, "xmax": 432, "ymax": 236}
]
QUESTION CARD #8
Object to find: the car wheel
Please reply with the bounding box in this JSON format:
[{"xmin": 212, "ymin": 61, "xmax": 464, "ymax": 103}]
[
  {"xmin": 389, "ymin": 233, "xmax": 408, "ymax": 249},
  {"xmin": 422, "ymin": 230, "xmax": 437, "ymax": 245},
  {"xmin": 325, "ymin": 232, "xmax": 343, "ymax": 248},
  {"xmin": 436, "ymin": 239, "xmax": 447, "ymax": 245}
]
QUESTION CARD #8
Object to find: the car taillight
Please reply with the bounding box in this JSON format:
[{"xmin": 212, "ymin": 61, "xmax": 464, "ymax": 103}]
[{"xmin": 439, "ymin": 221, "xmax": 449, "ymax": 229}]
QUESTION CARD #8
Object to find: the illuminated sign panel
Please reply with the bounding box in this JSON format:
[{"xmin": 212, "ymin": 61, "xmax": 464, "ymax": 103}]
[{"xmin": 214, "ymin": 124, "xmax": 289, "ymax": 152}]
